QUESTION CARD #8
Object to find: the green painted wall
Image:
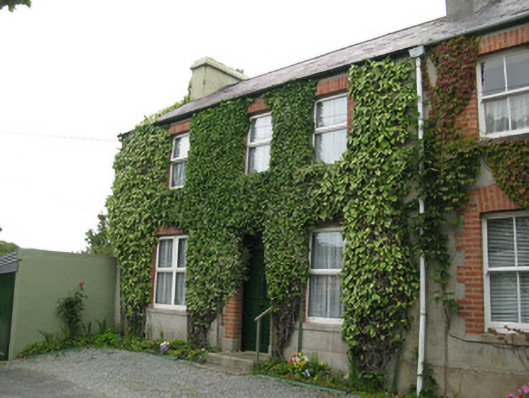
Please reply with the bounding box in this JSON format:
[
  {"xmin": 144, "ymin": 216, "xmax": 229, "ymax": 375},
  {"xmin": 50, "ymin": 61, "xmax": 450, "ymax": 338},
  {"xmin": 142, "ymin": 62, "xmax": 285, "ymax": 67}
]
[{"xmin": 8, "ymin": 249, "xmax": 116, "ymax": 359}]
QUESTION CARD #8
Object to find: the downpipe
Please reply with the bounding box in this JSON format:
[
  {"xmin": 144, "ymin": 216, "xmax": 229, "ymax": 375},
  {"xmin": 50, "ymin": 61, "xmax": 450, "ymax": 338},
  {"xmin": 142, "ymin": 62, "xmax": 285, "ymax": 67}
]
[{"xmin": 408, "ymin": 45, "xmax": 426, "ymax": 396}]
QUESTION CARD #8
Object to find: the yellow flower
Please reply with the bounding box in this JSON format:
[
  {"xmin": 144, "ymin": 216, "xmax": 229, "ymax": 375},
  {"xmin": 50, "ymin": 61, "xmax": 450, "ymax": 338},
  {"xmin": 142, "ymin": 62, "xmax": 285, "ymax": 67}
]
[
  {"xmin": 297, "ymin": 352, "xmax": 302, "ymax": 357},
  {"xmin": 320, "ymin": 360, "xmax": 325, "ymax": 365}
]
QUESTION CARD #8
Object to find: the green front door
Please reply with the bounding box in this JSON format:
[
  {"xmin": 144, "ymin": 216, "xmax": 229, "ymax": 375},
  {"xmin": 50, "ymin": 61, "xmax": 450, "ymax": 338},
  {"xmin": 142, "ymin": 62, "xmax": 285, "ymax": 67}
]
[
  {"xmin": 0, "ymin": 272, "xmax": 16, "ymax": 360},
  {"xmin": 241, "ymin": 235, "xmax": 270, "ymax": 353}
]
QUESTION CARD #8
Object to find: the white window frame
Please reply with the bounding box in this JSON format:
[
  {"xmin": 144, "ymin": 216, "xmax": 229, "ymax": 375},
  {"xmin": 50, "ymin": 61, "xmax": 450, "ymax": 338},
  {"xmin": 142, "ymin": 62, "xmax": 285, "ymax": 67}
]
[
  {"xmin": 153, "ymin": 235, "xmax": 187, "ymax": 310},
  {"xmin": 246, "ymin": 113, "xmax": 273, "ymax": 174},
  {"xmin": 477, "ymin": 48, "xmax": 529, "ymax": 139},
  {"xmin": 313, "ymin": 93, "xmax": 348, "ymax": 163},
  {"xmin": 306, "ymin": 227, "xmax": 344, "ymax": 324},
  {"xmin": 169, "ymin": 133, "xmax": 189, "ymax": 189},
  {"xmin": 483, "ymin": 211, "xmax": 529, "ymax": 332}
]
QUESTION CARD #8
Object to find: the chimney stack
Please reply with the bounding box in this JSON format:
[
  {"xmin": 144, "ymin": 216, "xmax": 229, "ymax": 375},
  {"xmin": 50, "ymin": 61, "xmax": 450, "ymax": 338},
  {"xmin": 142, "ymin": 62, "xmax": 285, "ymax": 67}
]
[
  {"xmin": 445, "ymin": 0, "xmax": 500, "ymax": 21},
  {"xmin": 188, "ymin": 57, "xmax": 247, "ymax": 101}
]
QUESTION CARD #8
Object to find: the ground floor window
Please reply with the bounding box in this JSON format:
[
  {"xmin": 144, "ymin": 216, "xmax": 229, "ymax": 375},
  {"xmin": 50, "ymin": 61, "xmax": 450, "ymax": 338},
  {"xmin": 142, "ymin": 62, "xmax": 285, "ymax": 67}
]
[
  {"xmin": 484, "ymin": 212, "xmax": 529, "ymax": 330},
  {"xmin": 308, "ymin": 228, "xmax": 345, "ymax": 321},
  {"xmin": 154, "ymin": 236, "xmax": 187, "ymax": 309}
]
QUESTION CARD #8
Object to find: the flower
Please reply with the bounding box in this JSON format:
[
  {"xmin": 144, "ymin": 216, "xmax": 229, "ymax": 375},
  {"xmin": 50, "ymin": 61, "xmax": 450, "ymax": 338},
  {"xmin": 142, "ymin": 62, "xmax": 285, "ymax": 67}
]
[
  {"xmin": 522, "ymin": 385, "xmax": 529, "ymax": 394},
  {"xmin": 78, "ymin": 281, "xmax": 84, "ymax": 286},
  {"xmin": 320, "ymin": 360, "xmax": 325, "ymax": 365},
  {"xmin": 302, "ymin": 369, "xmax": 311, "ymax": 378},
  {"xmin": 160, "ymin": 341, "xmax": 170, "ymax": 354}
]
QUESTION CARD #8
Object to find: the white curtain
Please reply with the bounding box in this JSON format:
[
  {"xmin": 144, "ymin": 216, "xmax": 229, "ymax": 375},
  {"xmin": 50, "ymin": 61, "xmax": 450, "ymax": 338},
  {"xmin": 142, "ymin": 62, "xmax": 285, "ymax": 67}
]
[
  {"xmin": 171, "ymin": 162, "xmax": 187, "ymax": 187},
  {"xmin": 155, "ymin": 272, "xmax": 173, "ymax": 305},
  {"xmin": 249, "ymin": 145, "xmax": 271, "ymax": 173},
  {"xmin": 315, "ymin": 129, "xmax": 347, "ymax": 163}
]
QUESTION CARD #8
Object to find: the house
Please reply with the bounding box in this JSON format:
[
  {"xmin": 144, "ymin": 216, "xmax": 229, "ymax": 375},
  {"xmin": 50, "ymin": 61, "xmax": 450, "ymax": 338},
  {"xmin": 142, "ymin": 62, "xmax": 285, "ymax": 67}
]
[{"xmin": 108, "ymin": 0, "xmax": 529, "ymax": 396}]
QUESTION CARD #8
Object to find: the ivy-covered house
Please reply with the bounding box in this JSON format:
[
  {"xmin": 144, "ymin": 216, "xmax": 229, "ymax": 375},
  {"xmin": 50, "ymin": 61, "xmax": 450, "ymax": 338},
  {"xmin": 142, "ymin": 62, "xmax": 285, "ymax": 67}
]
[{"xmin": 107, "ymin": 0, "xmax": 529, "ymax": 396}]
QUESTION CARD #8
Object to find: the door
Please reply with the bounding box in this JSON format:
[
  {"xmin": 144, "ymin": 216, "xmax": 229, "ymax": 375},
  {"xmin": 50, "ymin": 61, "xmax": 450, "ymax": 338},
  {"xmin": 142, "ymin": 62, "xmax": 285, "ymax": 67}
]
[
  {"xmin": 0, "ymin": 272, "xmax": 16, "ymax": 360},
  {"xmin": 241, "ymin": 235, "xmax": 270, "ymax": 353}
]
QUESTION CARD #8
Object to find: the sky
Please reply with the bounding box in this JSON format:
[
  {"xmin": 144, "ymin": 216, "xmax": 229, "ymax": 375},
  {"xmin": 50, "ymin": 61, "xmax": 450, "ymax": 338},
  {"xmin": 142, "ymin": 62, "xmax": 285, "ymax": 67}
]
[{"xmin": 0, "ymin": 0, "xmax": 446, "ymax": 253}]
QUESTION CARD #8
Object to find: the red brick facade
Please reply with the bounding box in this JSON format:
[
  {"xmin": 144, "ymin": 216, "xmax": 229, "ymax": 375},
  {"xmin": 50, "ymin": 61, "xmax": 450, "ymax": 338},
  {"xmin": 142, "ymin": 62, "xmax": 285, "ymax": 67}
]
[
  {"xmin": 222, "ymin": 287, "xmax": 243, "ymax": 340},
  {"xmin": 454, "ymin": 25, "xmax": 529, "ymax": 334},
  {"xmin": 456, "ymin": 185, "xmax": 520, "ymax": 333}
]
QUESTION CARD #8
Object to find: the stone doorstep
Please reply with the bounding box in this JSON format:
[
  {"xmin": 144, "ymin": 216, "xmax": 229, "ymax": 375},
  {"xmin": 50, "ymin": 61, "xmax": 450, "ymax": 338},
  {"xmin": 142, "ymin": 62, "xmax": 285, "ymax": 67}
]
[{"xmin": 206, "ymin": 351, "xmax": 270, "ymax": 374}]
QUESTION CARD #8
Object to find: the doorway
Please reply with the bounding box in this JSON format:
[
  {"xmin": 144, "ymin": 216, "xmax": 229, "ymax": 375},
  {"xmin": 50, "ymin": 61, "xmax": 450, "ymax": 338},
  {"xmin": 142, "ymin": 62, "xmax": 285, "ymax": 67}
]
[{"xmin": 241, "ymin": 235, "xmax": 270, "ymax": 353}]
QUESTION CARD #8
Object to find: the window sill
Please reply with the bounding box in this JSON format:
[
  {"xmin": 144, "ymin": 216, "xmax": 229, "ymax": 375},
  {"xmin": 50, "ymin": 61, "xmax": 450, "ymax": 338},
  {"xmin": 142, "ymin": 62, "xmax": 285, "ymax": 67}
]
[
  {"xmin": 302, "ymin": 320, "xmax": 343, "ymax": 333},
  {"xmin": 149, "ymin": 306, "xmax": 187, "ymax": 316}
]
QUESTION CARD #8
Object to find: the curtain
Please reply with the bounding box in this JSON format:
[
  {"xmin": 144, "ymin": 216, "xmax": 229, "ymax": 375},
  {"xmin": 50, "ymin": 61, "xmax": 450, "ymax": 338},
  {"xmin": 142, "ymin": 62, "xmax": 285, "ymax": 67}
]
[{"xmin": 315, "ymin": 129, "xmax": 347, "ymax": 163}]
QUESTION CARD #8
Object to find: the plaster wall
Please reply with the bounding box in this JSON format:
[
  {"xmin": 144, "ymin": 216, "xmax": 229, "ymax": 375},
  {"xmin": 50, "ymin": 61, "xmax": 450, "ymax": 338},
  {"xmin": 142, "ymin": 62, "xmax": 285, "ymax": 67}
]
[{"xmin": 8, "ymin": 249, "xmax": 116, "ymax": 359}]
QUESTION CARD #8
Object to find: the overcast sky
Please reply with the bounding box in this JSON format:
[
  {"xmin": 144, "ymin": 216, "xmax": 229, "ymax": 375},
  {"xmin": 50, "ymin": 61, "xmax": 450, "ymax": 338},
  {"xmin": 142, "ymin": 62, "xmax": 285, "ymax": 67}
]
[{"xmin": 0, "ymin": 0, "xmax": 446, "ymax": 252}]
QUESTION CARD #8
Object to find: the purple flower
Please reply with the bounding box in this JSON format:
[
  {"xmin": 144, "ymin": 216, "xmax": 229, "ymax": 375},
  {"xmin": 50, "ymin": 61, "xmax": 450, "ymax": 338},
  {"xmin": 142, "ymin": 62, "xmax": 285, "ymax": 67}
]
[
  {"xmin": 506, "ymin": 394, "xmax": 514, "ymax": 398},
  {"xmin": 522, "ymin": 385, "xmax": 529, "ymax": 394}
]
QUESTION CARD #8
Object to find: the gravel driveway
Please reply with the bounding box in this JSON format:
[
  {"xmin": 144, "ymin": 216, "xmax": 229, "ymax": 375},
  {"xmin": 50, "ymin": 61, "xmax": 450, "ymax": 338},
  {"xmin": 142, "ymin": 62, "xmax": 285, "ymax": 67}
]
[{"xmin": 1, "ymin": 349, "xmax": 345, "ymax": 397}]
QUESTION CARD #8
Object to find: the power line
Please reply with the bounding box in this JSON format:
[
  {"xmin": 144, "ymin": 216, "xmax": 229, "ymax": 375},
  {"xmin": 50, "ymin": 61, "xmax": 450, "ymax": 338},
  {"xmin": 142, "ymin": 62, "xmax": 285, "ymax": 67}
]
[{"xmin": 0, "ymin": 129, "xmax": 120, "ymax": 143}]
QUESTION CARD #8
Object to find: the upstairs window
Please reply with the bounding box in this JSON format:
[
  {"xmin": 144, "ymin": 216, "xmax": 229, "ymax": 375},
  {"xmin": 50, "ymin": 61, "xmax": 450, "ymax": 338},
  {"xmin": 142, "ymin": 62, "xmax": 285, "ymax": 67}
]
[
  {"xmin": 314, "ymin": 95, "xmax": 347, "ymax": 163},
  {"xmin": 247, "ymin": 114, "xmax": 272, "ymax": 173},
  {"xmin": 478, "ymin": 49, "xmax": 529, "ymax": 138},
  {"xmin": 154, "ymin": 236, "xmax": 187, "ymax": 309},
  {"xmin": 170, "ymin": 134, "xmax": 189, "ymax": 188},
  {"xmin": 308, "ymin": 228, "xmax": 345, "ymax": 321},
  {"xmin": 484, "ymin": 212, "xmax": 529, "ymax": 330}
]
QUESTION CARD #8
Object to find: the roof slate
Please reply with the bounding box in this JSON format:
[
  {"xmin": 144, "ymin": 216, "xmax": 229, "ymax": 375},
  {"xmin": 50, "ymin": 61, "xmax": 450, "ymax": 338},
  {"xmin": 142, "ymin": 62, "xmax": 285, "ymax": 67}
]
[{"xmin": 157, "ymin": 0, "xmax": 529, "ymax": 125}]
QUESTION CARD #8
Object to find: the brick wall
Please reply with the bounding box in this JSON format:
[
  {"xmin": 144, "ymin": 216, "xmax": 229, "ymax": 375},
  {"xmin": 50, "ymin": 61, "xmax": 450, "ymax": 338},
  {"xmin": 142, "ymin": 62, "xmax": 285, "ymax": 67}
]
[
  {"xmin": 456, "ymin": 185, "xmax": 519, "ymax": 333},
  {"xmin": 222, "ymin": 287, "xmax": 243, "ymax": 340},
  {"xmin": 454, "ymin": 24, "xmax": 529, "ymax": 334}
]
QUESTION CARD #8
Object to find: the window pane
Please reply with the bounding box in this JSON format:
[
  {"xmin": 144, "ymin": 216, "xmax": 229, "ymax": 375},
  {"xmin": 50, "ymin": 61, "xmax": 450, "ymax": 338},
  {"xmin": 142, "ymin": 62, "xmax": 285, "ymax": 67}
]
[
  {"xmin": 158, "ymin": 240, "xmax": 173, "ymax": 268},
  {"xmin": 506, "ymin": 51, "xmax": 529, "ymax": 91},
  {"xmin": 177, "ymin": 238, "xmax": 187, "ymax": 268},
  {"xmin": 510, "ymin": 92, "xmax": 529, "ymax": 131},
  {"xmin": 311, "ymin": 231, "xmax": 345, "ymax": 270},
  {"xmin": 482, "ymin": 58, "xmax": 505, "ymax": 96},
  {"xmin": 315, "ymin": 129, "xmax": 347, "ymax": 163},
  {"xmin": 172, "ymin": 135, "xmax": 190, "ymax": 159},
  {"xmin": 490, "ymin": 272, "xmax": 518, "ymax": 322},
  {"xmin": 521, "ymin": 272, "xmax": 529, "ymax": 323},
  {"xmin": 171, "ymin": 162, "xmax": 186, "ymax": 187},
  {"xmin": 249, "ymin": 115, "xmax": 273, "ymax": 143},
  {"xmin": 484, "ymin": 98, "xmax": 509, "ymax": 134},
  {"xmin": 316, "ymin": 96, "xmax": 347, "ymax": 128},
  {"xmin": 174, "ymin": 273, "xmax": 185, "ymax": 306},
  {"xmin": 488, "ymin": 218, "xmax": 515, "ymax": 268},
  {"xmin": 327, "ymin": 275, "xmax": 343, "ymax": 318},
  {"xmin": 155, "ymin": 272, "xmax": 173, "ymax": 305},
  {"xmin": 308, "ymin": 275, "xmax": 326, "ymax": 318},
  {"xmin": 248, "ymin": 145, "xmax": 270, "ymax": 173},
  {"xmin": 517, "ymin": 216, "xmax": 529, "ymax": 268},
  {"xmin": 308, "ymin": 275, "xmax": 343, "ymax": 318}
]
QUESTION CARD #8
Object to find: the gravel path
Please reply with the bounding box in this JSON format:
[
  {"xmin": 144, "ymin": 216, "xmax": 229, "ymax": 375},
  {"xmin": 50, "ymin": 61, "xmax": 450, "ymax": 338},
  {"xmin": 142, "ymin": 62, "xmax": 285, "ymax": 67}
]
[{"xmin": 2, "ymin": 349, "xmax": 344, "ymax": 397}]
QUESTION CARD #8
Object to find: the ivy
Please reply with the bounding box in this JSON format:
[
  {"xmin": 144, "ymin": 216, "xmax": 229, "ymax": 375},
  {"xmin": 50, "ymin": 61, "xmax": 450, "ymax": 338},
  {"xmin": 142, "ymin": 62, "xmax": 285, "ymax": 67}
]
[
  {"xmin": 487, "ymin": 138, "xmax": 529, "ymax": 210},
  {"xmin": 342, "ymin": 58, "xmax": 419, "ymax": 378},
  {"xmin": 176, "ymin": 98, "xmax": 250, "ymax": 345},
  {"xmin": 421, "ymin": 36, "xmax": 482, "ymax": 307},
  {"xmin": 107, "ymin": 123, "xmax": 172, "ymax": 334}
]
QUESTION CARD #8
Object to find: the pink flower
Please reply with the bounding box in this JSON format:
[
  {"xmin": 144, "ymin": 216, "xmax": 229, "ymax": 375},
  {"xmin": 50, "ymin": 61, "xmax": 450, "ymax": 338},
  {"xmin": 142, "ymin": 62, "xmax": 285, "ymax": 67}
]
[
  {"xmin": 522, "ymin": 386, "xmax": 529, "ymax": 394},
  {"xmin": 506, "ymin": 394, "xmax": 515, "ymax": 398},
  {"xmin": 78, "ymin": 281, "xmax": 84, "ymax": 286}
]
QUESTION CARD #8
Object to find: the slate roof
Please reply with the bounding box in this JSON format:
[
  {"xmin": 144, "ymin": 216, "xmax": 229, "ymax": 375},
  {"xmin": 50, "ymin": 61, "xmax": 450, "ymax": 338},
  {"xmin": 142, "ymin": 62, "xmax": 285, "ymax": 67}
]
[
  {"xmin": 157, "ymin": 0, "xmax": 529, "ymax": 125},
  {"xmin": 0, "ymin": 250, "xmax": 18, "ymax": 274}
]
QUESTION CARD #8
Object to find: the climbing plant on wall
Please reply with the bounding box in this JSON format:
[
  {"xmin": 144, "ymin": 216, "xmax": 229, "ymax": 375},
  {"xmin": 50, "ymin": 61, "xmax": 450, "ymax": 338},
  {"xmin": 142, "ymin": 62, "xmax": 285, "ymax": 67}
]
[
  {"xmin": 487, "ymin": 138, "xmax": 529, "ymax": 210},
  {"xmin": 107, "ymin": 123, "xmax": 172, "ymax": 335},
  {"xmin": 341, "ymin": 58, "xmax": 419, "ymax": 378},
  {"xmin": 421, "ymin": 35, "xmax": 482, "ymax": 308}
]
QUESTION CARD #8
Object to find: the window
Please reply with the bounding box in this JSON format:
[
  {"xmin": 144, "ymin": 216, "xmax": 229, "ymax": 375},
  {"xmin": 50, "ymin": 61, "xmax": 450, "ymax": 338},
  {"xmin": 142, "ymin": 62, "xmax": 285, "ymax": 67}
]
[
  {"xmin": 154, "ymin": 236, "xmax": 187, "ymax": 309},
  {"xmin": 247, "ymin": 114, "xmax": 272, "ymax": 173},
  {"xmin": 483, "ymin": 212, "xmax": 529, "ymax": 330},
  {"xmin": 478, "ymin": 49, "xmax": 529, "ymax": 138},
  {"xmin": 308, "ymin": 228, "xmax": 345, "ymax": 321},
  {"xmin": 314, "ymin": 95, "xmax": 347, "ymax": 163},
  {"xmin": 170, "ymin": 134, "xmax": 189, "ymax": 188}
]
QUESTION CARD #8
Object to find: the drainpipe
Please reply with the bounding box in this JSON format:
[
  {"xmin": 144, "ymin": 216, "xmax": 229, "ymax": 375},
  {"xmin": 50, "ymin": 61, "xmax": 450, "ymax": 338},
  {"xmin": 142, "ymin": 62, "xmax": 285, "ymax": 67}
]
[{"xmin": 408, "ymin": 45, "xmax": 426, "ymax": 397}]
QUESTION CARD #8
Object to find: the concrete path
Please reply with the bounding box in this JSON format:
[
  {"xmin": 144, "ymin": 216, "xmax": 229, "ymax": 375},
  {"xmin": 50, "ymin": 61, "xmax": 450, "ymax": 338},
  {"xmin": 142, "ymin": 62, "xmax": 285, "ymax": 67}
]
[{"xmin": 1, "ymin": 349, "xmax": 343, "ymax": 397}]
